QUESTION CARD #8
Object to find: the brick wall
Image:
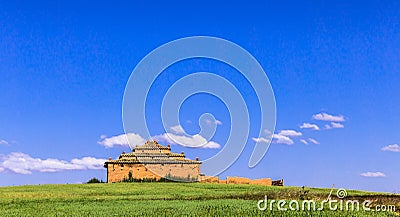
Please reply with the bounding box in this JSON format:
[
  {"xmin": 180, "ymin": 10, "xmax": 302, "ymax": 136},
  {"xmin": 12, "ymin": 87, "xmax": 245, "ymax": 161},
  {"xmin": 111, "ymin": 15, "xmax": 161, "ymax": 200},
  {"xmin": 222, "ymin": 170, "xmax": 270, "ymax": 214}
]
[
  {"xmin": 198, "ymin": 175, "xmax": 219, "ymax": 183},
  {"xmin": 225, "ymin": 176, "xmax": 272, "ymax": 186},
  {"xmin": 107, "ymin": 163, "xmax": 200, "ymax": 183},
  {"xmin": 198, "ymin": 176, "xmax": 274, "ymax": 186}
]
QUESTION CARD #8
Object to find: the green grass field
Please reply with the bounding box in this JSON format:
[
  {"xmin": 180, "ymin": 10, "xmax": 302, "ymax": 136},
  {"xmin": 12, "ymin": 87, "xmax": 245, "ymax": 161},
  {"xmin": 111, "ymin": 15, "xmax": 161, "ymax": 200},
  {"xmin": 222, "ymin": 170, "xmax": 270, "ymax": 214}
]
[{"xmin": 0, "ymin": 183, "xmax": 399, "ymax": 216}]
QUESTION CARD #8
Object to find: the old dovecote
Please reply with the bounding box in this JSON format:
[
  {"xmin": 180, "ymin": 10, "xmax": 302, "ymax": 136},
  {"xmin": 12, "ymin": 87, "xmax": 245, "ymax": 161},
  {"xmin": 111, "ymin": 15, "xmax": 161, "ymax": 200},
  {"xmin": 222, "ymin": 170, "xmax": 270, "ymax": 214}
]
[{"xmin": 104, "ymin": 140, "xmax": 201, "ymax": 182}]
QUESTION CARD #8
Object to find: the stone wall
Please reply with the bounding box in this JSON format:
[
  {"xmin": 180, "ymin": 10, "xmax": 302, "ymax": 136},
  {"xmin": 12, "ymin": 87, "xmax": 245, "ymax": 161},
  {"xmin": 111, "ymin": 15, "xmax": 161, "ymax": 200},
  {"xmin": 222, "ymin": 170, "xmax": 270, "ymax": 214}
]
[
  {"xmin": 226, "ymin": 176, "xmax": 251, "ymax": 184},
  {"xmin": 199, "ymin": 176, "xmax": 274, "ymax": 186},
  {"xmin": 198, "ymin": 175, "xmax": 219, "ymax": 183},
  {"xmin": 248, "ymin": 178, "xmax": 272, "ymax": 186}
]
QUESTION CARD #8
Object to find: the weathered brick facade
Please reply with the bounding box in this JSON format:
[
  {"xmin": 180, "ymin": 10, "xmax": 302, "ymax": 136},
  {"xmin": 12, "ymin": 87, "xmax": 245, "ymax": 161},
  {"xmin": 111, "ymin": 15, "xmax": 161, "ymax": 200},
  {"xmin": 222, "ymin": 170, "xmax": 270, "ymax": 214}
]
[
  {"xmin": 104, "ymin": 140, "xmax": 201, "ymax": 183},
  {"xmin": 104, "ymin": 140, "xmax": 283, "ymax": 186}
]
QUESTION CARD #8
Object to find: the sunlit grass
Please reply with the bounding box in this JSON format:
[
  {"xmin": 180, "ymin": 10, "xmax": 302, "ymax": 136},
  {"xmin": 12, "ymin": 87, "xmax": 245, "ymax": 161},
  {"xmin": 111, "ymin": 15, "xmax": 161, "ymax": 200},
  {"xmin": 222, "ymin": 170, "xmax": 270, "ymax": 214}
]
[{"xmin": 0, "ymin": 183, "xmax": 398, "ymax": 216}]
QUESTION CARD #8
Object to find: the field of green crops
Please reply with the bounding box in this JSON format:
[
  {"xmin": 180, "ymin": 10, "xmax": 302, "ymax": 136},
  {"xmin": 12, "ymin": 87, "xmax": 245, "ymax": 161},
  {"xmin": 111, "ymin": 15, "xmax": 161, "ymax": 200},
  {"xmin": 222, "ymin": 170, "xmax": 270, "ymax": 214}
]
[{"xmin": 0, "ymin": 183, "xmax": 398, "ymax": 216}]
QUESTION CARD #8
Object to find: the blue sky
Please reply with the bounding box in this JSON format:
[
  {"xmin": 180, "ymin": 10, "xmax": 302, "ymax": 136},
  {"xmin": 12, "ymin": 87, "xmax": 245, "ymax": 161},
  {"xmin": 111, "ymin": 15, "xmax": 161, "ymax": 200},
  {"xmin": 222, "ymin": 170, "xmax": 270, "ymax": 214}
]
[{"xmin": 0, "ymin": 1, "xmax": 399, "ymax": 192}]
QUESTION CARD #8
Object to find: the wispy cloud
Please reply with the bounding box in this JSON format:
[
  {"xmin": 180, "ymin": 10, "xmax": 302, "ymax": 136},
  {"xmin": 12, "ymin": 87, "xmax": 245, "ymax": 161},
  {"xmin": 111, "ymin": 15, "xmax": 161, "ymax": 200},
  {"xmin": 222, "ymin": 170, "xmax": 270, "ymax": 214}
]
[
  {"xmin": 272, "ymin": 134, "xmax": 294, "ymax": 145},
  {"xmin": 201, "ymin": 141, "xmax": 221, "ymax": 149},
  {"xmin": 0, "ymin": 139, "xmax": 9, "ymax": 145},
  {"xmin": 252, "ymin": 137, "xmax": 270, "ymax": 143},
  {"xmin": 263, "ymin": 129, "xmax": 272, "ymax": 135},
  {"xmin": 381, "ymin": 144, "xmax": 400, "ymax": 152},
  {"xmin": 278, "ymin": 130, "xmax": 302, "ymax": 137},
  {"xmin": 205, "ymin": 119, "xmax": 223, "ymax": 126},
  {"xmin": 331, "ymin": 122, "xmax": 344, "ymax": 128},
  {"xmin": 325, "ymin": 122, "xmax": 345, "ymax": 129},
  {"xmin": 300, "ymin": 139, "xmax": 308, "ymax": 145},
  {"xmin": 300, "ymin": 123, "xmax": 320, "ymax": 131},
  {"xmin": 98, "ymin": 133, "xmax": 146, "ymax": 148},
  {"xmin": 0, "ymin": 152, "xmax": 106, "ymax": 174},
  {"xmin": 312, "ymin": 112, "xmax": 345, "ymax": 122},
  {"xmin": 308, "ymin": 138, "xmax": 320, "ymax": 144},
  {"xmin": 170, "ymin": 125, "xmax": 185, "ymax": 134},
  {"xmin": 360, "ymin": 172, "xmax": 386, "ymax": 178},
  {"xmin": 99, "ymin": 132, "xmax": 221, "ymax": 149},
  {"xmin": 155, "ymin": 133, "xmax": 221, "ymax": 149},
  {"xmin": 253, "ymin": 130, "xmax": 302, "ymax": 145}
]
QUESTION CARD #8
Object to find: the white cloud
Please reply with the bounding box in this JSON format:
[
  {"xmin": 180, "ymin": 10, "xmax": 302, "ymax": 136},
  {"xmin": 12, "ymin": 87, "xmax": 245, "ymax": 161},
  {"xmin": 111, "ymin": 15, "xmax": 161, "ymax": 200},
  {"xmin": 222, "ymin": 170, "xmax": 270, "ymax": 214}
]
[
  {"xmin": 0, "ymin": 167, "xmax": 4, "ymax": 172},
  {"xmin": 381, "ymin": 144, "xmax": 400, "ymax": 152},
  {"xmin": 205, "ymin": 119, "xmax": 222, "ymax": 126},
  {"xmin": 255, "ymin": 130, "xmax": 301, "ymax": 145},
  {"xmin": 170, "ymin": 125, "xmax": 185, "ymax": 134},
  {"xmin": 99, "ymin": 132, "xmax": 221, "ymax": 149},
  {"xmin": 308, "ymin": 138, "xmax": 320, "ymax": 144},
  {"xmin": 331, "ymin": 122, "xmax": 344, "ymax": 128},
  {"xmin": 215, "ymin": 120, "xmax": 223, "ymax": 125},
  {"xmin": 98, "ymin": 133, "xmax": 146, "ymax": 148},
  {"xmin": 300, "ymin": 123, "xmax": 320, "ymax": 131},
  {"xmin": 312, "ymin": 112, "xmax": 345, "ymax": 122},
  {"xmin": 155, "ymin": 133, "xmax": 221, "ymax": 149},
  {"xmin": 70, "ymin": 157, "xmax": 106, "ymax": 170},
  {"xmin": 279, "ymin": 130, "xmax": 302, "ymax": 137},
  {"xmin": 325, "ymin": 122, "xmax": 345, "ymax": 129},
  {"xmin": 360, "ymin": 172, "xmax": 386, "ymax": 178},
  {"xmin": 100, "ymin": 134, "xmax": 107, "ymax": 139},
  {"xmin": 0, "ymin": 152, "xmax": 107, "ymax": 174},
  {"xmin": 252, "ymin": 137, "xmax": 271, "ymax": 143},
  {"xmin": 255, "ymin": 130, "xmax": 313, "ymax": 145},
  {"xmin": 0, "ymin": 140, "xmax": 9, "ymax": 145},
  {"xmin": 202, "ymin": 141, "xmax": 221, "ymax": 149},
  {"xmin": 272, "ymin": 134, "xmax": 294, "ymax": 145},
  {"xmin": 263, "ymin": 129, "xmax": 272, "ymax": 135}
]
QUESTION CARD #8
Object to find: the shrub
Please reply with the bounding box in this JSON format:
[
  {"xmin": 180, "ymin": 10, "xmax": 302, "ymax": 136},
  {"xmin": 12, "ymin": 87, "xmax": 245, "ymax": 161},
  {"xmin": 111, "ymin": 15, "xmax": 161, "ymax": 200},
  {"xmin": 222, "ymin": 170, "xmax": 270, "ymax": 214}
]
[
  {"xmin": 86, "ymin": 177, "xmax": 104, "ymax": 183},
  {"xmin": 121, "ymin": 173, "xmax": 198, "ymax": 183}
]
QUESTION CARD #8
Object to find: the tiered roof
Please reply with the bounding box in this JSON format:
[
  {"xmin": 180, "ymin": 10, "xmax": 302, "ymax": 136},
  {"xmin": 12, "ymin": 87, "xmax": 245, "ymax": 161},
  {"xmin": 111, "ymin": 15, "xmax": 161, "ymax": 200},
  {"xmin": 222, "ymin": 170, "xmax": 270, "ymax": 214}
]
[
  {"xmin": 104, "ymin": 140, "xmax": 201, "ymax": 166},
  {"xmin": 134, "ymin": 140, "xmax": 171, "ymax": 150}
]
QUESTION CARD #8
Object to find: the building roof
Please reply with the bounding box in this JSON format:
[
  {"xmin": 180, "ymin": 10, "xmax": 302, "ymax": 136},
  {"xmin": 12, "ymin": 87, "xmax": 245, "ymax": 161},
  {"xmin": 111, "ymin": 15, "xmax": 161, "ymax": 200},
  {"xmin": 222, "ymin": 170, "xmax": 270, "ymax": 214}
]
[
  {"xmin": 104, "ymin": 140, "xmax": 201, "ymax": 167},
  {"xmin": 133, "ymin": 140, "xmax": 171, "ymax": 150}
]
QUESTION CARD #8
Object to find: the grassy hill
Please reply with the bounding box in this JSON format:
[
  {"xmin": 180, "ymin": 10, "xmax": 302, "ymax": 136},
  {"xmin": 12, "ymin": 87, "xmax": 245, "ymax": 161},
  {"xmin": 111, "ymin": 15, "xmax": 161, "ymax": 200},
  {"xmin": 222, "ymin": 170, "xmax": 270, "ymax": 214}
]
[{"xmin": 0, "ymin": 182, "xmax": 398, "ymax": 216}]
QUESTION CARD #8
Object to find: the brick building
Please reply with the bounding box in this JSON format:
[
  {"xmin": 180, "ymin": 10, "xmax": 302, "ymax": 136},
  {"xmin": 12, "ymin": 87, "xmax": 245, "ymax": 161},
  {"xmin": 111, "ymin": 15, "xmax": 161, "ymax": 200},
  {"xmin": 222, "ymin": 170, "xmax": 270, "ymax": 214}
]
[
  {"xmin": 104, "ymin": 140, "xmax": 201, "ymax": 182},
  {"xmin": 104, "ymin": 140, "xmax": 283, "ymax": 186}
]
